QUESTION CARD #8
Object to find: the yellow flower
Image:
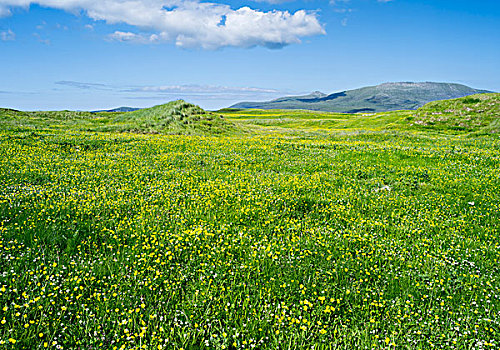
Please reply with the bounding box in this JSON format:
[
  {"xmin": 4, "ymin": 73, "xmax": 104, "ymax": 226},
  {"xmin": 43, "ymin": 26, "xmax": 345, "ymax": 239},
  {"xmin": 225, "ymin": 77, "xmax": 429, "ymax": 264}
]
[{"xmin": 8, "ymin": 338, "xmax": 16, "ymax": 344}]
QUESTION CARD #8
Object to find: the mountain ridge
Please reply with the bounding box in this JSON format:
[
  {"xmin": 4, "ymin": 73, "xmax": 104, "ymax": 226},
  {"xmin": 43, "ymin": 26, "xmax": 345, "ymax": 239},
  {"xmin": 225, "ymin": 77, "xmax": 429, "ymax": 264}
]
[
  {"xmin": 92, "ymin": 106, "xmax": 140, "ymax": 113},
  {"xmin": 230, "ymin": 82, "xmax": 493, "ymax": 113}
]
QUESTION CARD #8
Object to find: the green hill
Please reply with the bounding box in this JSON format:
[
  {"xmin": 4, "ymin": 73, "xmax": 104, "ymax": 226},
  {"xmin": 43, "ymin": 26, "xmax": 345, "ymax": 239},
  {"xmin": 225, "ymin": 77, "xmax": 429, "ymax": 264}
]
[
  {"xmin": 230, "ymin": 82, "xmax": 492, "ymax": 113},
  {"xmin": 0, "ymin": 100, "xmax": 237, "ymax": 135},
  {"xmin": 109, "ymin": 100, "xmax": 236, "ymax": 135},
  {"xmin": 408, "ymin": 93, "xmax": 500, "ymax": 134}
]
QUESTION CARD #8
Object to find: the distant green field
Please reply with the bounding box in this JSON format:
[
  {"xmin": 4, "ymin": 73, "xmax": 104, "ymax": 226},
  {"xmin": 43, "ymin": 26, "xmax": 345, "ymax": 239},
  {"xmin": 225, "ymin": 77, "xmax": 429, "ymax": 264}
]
[
  {"xmin": 220, "ymin": 93, "xmax": 500, "ymax": 136},
  {"xmin": 0, "ymin": 94, "xmax": 499, "ymax": 349}
]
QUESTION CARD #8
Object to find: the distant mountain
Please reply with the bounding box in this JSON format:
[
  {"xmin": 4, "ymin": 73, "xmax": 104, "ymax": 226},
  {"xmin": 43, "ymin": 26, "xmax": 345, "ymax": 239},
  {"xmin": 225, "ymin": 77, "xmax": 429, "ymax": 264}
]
[
  {"xmin": 230, "ymin": 82, "xmax": 493, "ymax": 113},
  {"xmin": 92, "ymin": 107, "xmax": 140, "ymax": 113}
]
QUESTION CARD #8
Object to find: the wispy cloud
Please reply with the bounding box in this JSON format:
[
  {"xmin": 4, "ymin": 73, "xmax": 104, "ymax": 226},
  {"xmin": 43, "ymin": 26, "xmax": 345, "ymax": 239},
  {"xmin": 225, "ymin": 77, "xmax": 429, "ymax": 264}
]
[
  {"xmin": 127, "ymin": 84, "xmax": 280, "ymax": 94},
  {"xmin": 0, "ymin": 0, "xmax": 325, "ymax": 49},
  {"xmin": 0, "ymin": 29, "xmax": 15, "ymax": 41},
  {"xmin": 33, "ymin": 32, "xmax": 50, "ymax": 44},
  {"xmin": 55, "ymin": 81, "xmax": 112, "ymax": 90},
  {"xmin": 54, "ymin": 80, "xmax": 286, "ymax": 100},
  {"xmin": 251, "ymin": 0, "xmax": 295, "ymax": 4},
  {"xmin": 330, "ymin": 0, "xmax": 351, "ymax": 6}
]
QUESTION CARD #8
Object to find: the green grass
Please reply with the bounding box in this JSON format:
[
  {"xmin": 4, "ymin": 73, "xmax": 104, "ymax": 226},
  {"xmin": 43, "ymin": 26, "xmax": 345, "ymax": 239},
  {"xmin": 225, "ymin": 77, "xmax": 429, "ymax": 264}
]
[
  {"xmin": 107, "ymin": 100, "xmax": 237, "ymax": 135},
  {"xmin": 0, "ymin": 96, "xmax": 499, "ymax": 349},
  {"xmin": 220, "ymin": 109, "xmax": 412, "ymax": 134},
  {"xmin": 0, "ymin": 100, "xmax": 238, "ymax": 136},
  {"xmin": 221, "ymin": 93, "xmax": 500, "ymax": 136},
  {"xmin": 408, "ymin": 93, "xmax": 500, "ymax": 135}
]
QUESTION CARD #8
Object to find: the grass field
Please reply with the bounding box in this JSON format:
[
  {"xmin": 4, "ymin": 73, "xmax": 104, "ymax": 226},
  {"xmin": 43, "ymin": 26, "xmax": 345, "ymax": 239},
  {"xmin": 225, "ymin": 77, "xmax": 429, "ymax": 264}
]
[{"xmin": 0, "ymin": 95, "xmax": 499, "ymax": 349}]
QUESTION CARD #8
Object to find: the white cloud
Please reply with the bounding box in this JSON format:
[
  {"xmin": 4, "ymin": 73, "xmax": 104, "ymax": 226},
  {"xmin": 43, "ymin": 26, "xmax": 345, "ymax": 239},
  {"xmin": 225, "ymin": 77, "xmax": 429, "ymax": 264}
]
[
  {"xmin": 252, "ymin": 0, "xmax": 294, "ymax": 4},
  {"xmin": 55, "ymin": 80, "xmax": 111, "ymax": 89},
  {"xmin": 128, "ymin": 84, "xmax": 280, "ymax": 94},
  {"xmin": 0, "ymin": 28, "xmax": 15, "ymax": 41},
  {"xmin": 0, "ymin": 6, "xmax": 10, "ymax": 16},
  {"xmin": 0, "ymin": 0, "xmax": 325, "ymax": 49},
  {"xmin": 56, "ymin": 80, "xmax": 282, "ymax": 95},
  {"xmin": 329, "ymin": 0, "xmax": 350, "ymax": 5}
]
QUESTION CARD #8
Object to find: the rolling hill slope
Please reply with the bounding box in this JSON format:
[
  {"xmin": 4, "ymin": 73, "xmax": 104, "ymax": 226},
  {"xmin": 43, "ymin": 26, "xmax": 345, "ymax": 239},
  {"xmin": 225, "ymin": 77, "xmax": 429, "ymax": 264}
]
[
  {"xmin": 230, "ymin": 82, "xmax": 492, "ymax": 113},
  {"xmin": 110, "ymin": 100, "xmax": 235, "ymax": 134},
  {"xmin": 0, "ymin": 100, "xmax": 237, "ymax": 135},
  {"xmin": 409, "ymin": 93, "xmax": 500, "ymax": 134}
]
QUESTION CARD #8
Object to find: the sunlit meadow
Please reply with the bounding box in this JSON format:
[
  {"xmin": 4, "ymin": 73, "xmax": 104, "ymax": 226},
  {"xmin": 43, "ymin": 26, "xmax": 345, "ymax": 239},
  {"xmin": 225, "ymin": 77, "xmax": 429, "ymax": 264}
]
[{"xmin": 0, "ymin": 98, "xmax": 499, "ymax": 349}]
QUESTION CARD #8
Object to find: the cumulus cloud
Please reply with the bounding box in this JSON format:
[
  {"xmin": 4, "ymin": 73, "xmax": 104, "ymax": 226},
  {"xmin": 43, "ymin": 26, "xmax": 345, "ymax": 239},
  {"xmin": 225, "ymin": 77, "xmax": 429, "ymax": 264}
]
[
  {"xmin": 108, "ymin": 31, "xmax": 162, "ymax": 43},
  {"xmin": 0, "ymin": 0, "xmax": 325, "ymax": 49},
  {"xmin": 0, "ymin": 28, "xmax": 15, "ymax": 41}
]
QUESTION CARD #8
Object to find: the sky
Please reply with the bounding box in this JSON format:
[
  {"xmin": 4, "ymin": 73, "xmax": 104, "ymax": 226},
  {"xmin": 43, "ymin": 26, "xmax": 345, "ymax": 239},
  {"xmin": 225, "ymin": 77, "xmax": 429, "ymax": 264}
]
[{"xmin": 0, "ymin": 0, "xmax": 499, "ymax": 111}]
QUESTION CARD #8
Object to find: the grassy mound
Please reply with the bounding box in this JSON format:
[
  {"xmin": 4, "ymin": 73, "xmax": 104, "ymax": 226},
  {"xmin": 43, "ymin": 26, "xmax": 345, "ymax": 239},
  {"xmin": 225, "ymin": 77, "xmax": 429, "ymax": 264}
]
[
  {"xmin": 0, "ymin": 101, "xmax": 238, "ymax": 135},
  {"xmin": 408, "ymin": 93, "xmax": 499, "ymax": 134},
  {"xmin": 110, "ymin": 100, "xmax": 236, "ymax": 135}
]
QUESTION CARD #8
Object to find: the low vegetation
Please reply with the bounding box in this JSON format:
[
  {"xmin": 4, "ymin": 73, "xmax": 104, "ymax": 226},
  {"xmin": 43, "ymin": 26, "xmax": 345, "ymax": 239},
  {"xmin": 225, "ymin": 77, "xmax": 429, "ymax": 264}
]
[
  {"xmin": 0, "ymin": 95, "xmax": 499, "ymax": 349},
  {"xmin": 221, "ymin": 93, "xmax": 500, "ymax": 136},
  {"xmin": 109, "ymin": 100, "xmax": 236, "ymax": 135},
  {"xmin": 409, "ymin": 93, "xmax": 500, "ymax": 135},
  {"xmin": 0, "ymin": 100, "xmax": 237, "ymax": 136}
]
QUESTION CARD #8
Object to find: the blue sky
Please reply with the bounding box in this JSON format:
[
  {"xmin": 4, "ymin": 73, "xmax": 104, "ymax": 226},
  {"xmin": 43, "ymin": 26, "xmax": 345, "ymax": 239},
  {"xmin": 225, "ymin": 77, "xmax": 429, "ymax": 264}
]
[{"xmin": 0, "ymin": 0, "xmax": 499, "ymax": 110}]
